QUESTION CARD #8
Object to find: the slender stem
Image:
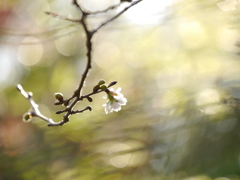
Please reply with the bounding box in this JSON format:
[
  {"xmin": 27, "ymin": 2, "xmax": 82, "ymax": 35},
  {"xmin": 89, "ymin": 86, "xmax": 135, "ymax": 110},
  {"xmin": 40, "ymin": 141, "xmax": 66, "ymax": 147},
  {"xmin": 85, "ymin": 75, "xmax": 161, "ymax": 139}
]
[
  {"xmin": 75, "ymin": 15, "xmax": 93, "ymax": 98},
  {"xmin": 16, "ymin": 84, "xmax": 57, "ymax": 125},
  {"xmin": 84, "ymin": 3, "xmax": 121, "ymax": 15},
  {"xmin": 45, "ymin": 11, "xmax": 80, "ymax": 23},
  {"xmin": 92, "ymin": 0, "xmax": 143, "ymax": 34}
]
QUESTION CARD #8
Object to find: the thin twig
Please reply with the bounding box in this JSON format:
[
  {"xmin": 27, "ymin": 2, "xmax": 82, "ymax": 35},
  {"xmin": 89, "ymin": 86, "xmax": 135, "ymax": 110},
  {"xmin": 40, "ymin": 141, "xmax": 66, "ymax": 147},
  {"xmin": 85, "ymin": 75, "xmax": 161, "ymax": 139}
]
[
  {"xmin": 84, "ymin": 3, "xmax": 121, "ymax": 15},
  {"xmin": 45, "ymin": 11, "xmax": 80, "ymax": 23},
  {"xmin": 73, "ymin": 2, "xmax": 94, "ymax": 99},
  {"xmin": 17, "ymin": 0, "xmax": 144, "ymax": 127},
  {"xmin": 16, "ymin": 84, "xmax": 58, "ymax": 125},
  {"xmin": 92, "ymin": 0, "xmax": 143, "ymax": 34}
]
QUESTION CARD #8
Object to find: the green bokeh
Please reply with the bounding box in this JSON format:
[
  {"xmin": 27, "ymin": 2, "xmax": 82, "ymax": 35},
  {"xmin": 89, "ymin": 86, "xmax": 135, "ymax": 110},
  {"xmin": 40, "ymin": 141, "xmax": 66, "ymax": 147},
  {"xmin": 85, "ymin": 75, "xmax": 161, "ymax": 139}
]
[{"xmin": 1, "ymin": 0, "xmax": 240, "ymax": 179}]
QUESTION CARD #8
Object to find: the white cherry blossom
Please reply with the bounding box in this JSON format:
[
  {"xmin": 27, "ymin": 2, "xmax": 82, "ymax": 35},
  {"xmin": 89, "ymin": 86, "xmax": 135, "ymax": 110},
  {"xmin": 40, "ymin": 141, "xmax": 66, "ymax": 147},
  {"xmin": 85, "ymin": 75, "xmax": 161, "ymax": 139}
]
[{"xmin": 103, "ymin": 87, "xmax": 127, "ymax": 114}]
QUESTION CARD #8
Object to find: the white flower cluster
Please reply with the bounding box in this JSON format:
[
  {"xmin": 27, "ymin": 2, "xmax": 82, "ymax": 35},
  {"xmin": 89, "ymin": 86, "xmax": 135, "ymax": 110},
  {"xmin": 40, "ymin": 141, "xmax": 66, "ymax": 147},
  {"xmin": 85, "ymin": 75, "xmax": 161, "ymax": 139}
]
[{"xmin": 103, "ymin": 87, "xmax": 127, "ymax": 114}]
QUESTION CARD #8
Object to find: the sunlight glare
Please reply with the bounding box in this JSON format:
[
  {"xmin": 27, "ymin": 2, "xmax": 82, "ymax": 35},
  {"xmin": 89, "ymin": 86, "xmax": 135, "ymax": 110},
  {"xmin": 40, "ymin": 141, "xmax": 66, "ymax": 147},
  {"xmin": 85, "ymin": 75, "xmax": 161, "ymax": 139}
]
[
  {"xmin": 178, "ymin": 21, "xmax": 207, "ymax": 49},
  {"xmin": 125, "ymin": 0, "xmax": 173, "ymax": 25},
  {"xmin": 196, "ymin": 89, "xmax": 221, "ymax": 115},
  {"xmin": 0, "ymin": 45, "xmax": 20, "ymax": 89}
]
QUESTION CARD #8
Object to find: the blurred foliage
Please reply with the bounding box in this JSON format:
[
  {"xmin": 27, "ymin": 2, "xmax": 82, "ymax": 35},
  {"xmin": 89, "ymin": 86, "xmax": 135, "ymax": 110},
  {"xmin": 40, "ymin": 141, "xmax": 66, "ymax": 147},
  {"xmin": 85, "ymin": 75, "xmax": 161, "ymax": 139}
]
[{"xmin": 1, "ymin": 0, "xmax": 240, "ymax": 179}]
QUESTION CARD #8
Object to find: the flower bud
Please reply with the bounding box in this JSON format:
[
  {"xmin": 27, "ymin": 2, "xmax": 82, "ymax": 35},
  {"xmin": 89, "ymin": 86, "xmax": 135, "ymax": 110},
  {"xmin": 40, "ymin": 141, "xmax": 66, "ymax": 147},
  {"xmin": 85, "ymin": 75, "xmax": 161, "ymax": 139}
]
[
  {"xmin": 98, "ymin": 79, "xmax": 106, "ymax": 86},
  {"xmin": 93, "ymin": 85, "xmax": 100, "ymax": 93},
  {"xmin": 87, "ymin": 106, "xmax": 92, "ymax": 111},
  {"xmin": 63, "ymin": 100, "xmax": 69, "ymax": 107},
  {"xmin": 23, "ymin": 112, "xmax": 32, "ymax": 123},
  {"xmin": 100, "ymin": 85, "xmax": 107, "ymax": 91},
  {"xmin": 86, "ymin": 96, "xmax": 93, "ymax": 102},
  {"xmin": 54, "ymin": 92, "xmax": 64, "ymax": 102},
  {"xmin": 108, "ymin": 81, "xmax": 117, "ymax": 87}
]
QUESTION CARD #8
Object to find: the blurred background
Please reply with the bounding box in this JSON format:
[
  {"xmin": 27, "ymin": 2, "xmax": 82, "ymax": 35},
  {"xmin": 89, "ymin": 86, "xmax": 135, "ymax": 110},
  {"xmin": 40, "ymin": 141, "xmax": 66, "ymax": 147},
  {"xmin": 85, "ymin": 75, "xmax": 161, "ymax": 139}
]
[{"xmin": 1, "ymin": 0, "xmax": 240, "ymax": 179}]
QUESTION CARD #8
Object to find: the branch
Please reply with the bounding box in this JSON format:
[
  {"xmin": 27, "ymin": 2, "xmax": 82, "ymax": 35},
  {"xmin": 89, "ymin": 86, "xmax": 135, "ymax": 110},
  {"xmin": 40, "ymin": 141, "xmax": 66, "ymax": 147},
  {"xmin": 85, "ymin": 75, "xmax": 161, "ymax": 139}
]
[
  {"xmin": 17, "ymin": 80, "xmax": 117, "ymax": 126},
  {"xmin": 92, "ymin": 0, "xmax": 143, "ymax": 34},
  {"xmin": 17, "ymin": 84, "xmax": 58, "ymax": 125},
  {"xmin": 72, "ymin": 0, "xmax": 144, "ymax": 99},
  {"xmin": 45, "ymin": 11, "xmax": 80, "ymax": 23},
  {"xmin": 73, "ymin": 3, "xmax": 93, "ymax": 98},
  {"xmin": 17, "ymin": 0, "xmax": 143, "ymax": 127},
  {"xmin": 83, "ymin": 3, "xmax": 121, "ymax": 15}
]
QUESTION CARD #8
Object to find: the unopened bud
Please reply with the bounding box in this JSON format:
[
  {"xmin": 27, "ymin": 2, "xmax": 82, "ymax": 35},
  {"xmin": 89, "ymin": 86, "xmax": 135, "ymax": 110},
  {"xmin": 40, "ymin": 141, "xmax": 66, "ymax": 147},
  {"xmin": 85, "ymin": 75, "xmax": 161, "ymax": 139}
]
[
  {"xmin": 100, "ymin": 85, "xmax": 107, "ymax": 91},
  {"xmin": 54, "ymin": 93, "xmax": 64, "ymax": 102},
  {"xmin": 87, "ymin": 106, "xmax": 92, "ymax": 111},
  {"xmin": 86, "ymin": 96, "xmax": 93, "ymax": 102},
  {"xmin": 63, "ymin": 100, "xmax": 69, "ymax": 107},
  {"xmin": 23, "ymin": 112, "xmax": 32, "ymax": 122},
  {"xmin": 93, "ymin": 85, "xmax": 100, "ymax": 93},
  {"xmin": 98, "ymin": 79, "xmax": 106, "ymax": 86},
  {"xmin": 108, "ymin": 81, "xmax": 117, "ymax": 87}
]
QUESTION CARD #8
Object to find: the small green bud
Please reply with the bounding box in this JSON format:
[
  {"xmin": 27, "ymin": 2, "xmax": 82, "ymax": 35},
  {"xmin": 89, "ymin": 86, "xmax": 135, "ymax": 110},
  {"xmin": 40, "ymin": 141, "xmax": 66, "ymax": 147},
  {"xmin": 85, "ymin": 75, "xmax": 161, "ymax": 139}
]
[
  {"xmin": 98, "ymin": 79, "xmax": 106, "ymax": 86},
  {"xmin": 100, "ymin": 85, "xmax": 107, "ymax": 91},
  {"xmin": 54, "ymin": 92, "xmax": 64, "ymax": 101},
  {"xmin": 23, "ymin": 112, "xmax": 32, "ymax": 123}
]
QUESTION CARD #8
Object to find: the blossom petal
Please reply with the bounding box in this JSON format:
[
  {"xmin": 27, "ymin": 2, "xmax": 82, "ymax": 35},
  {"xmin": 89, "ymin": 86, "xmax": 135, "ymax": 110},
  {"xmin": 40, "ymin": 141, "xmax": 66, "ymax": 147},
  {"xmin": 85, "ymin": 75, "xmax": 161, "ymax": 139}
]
[
  {"xmin": 102, "ymin": 87, "xmax": 127, "ymax": 114},
  {"xmin": 105, "ymin": 106, "xmax": 109, "ymax": 114},
  {"xmin": 116, "ymin": 87, "xmax": 122, "ymax": 93}
]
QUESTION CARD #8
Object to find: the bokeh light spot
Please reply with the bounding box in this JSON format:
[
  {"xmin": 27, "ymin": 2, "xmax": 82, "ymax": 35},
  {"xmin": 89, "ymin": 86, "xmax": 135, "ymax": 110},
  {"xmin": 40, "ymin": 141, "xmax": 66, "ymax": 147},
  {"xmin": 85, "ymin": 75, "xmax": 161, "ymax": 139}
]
[
  {"xmin": 55, "ymin": 27, "xmax": 82, "ymax": 56},
  {"xmin": 94, "ymin": 42, "xmax": 120, "ymax": 69},
  {"xmin": 152, "ymin": 91, "xmax": 179, "ymax": 109},
  {"xmin": 157, "ymin": 68, "xmax": 182, "ymax": 89},
  {"xmin": 178, "ymin": 21, "xmax": 207, "ymax": 49},
  {"xmin": 217, "ymin": 0, "xmax": 237, "ymax": 11},
  {"xmin": 108, "ymin": 143, "xmax": 131, "ymax": 168},
  {"xmin": 196, "ymin": 89, "xmax": 221, "ymax": 114},
  {"xmin": 214, "ymin": 178, "xmax": 230, "ymax": 180},
  {"xmin": 18, "ymin": 36, "xmax": 43, "ymax": 66},
  {"xmin": 219, "ymin": 27, "xmax": 239, "ymax": 52},
  {"xmin": 124, "ymin": 41, "xmax": 149, "ymax": 68},
  {"xmin": 27, "ymin": 0, "xmax": 50, "ymax": 25}
]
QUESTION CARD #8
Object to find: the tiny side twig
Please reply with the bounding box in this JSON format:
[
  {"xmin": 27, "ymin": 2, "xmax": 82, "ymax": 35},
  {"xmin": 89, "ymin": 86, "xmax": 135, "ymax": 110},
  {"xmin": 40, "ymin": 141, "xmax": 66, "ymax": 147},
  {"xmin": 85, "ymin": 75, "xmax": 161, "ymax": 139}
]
[
  {"xmin": 17, "ymin": 84, "xmax": 58, "ymax": 125},
  {"xmin": 92, "ymin": 0, "xmax": 143, "ymax": 33}
]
